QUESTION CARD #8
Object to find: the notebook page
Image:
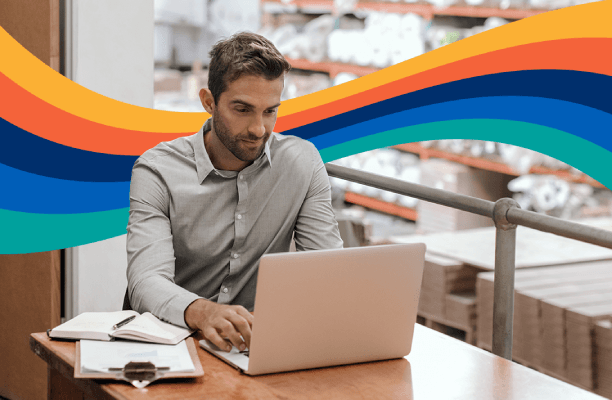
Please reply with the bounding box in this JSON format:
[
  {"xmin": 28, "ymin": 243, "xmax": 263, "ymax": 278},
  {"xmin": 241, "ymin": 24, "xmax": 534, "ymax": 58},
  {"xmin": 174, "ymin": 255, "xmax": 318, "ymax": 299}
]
[
  {"xmin": 114, "ymin": 312, "xmax": 191, "ymax": 342},
  {"xmin": 53, "ymin": 311, "xmax": 139, "ymax": 335}
]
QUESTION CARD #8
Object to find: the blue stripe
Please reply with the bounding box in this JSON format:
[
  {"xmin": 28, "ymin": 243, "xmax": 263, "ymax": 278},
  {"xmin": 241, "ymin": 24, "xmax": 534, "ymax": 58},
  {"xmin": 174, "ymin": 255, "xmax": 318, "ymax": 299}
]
[
  {"xmin": 0, "ymin": 162, "xmax": 130, "ymax": 213},
  {"xmin": 308, "ymin": 96, "xmax": 612, "ymax": 150},
  {"xmin": 288, "ymin": 70, "xmax": 612, "ymax": 151}
]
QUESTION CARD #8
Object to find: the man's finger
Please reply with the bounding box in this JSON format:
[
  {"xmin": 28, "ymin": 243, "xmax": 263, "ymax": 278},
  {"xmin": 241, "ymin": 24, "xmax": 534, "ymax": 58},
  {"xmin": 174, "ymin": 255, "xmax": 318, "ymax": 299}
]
[
  {"xmin": 226, "ymin": 329, "xmax": 246, "ymax": 351},
  {"xmin": 234, "ymin": 306, "xmax": 254, "ymax": 327},
  {"xmin": 217, "ymin": 318, "xmax": 247, "ymax": 350},
  {"xmin": 227, "ymin": 313, "xmax": 252, "ymax": 349},
  {"xmin": 204, "ymin": 326, "xmax": 233, "ymax": 352}
]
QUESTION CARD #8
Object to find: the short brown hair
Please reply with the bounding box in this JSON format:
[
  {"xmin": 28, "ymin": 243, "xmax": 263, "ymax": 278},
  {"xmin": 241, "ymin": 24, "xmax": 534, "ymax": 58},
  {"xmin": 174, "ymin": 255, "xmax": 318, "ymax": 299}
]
[{"xmin": 208, "ymin": 32, "xmax": 291, "ymax": 104}]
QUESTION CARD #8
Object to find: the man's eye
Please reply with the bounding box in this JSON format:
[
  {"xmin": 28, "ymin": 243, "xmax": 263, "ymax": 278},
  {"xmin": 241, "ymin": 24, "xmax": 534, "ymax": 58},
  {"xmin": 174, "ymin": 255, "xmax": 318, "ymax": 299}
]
[
  {"xmin": 236, "ymin": 109, "xmax": 248, "ymax": 113},
  {"xmin": 265, "ymin": 109, "xmax": 277, "ymax": 114}
]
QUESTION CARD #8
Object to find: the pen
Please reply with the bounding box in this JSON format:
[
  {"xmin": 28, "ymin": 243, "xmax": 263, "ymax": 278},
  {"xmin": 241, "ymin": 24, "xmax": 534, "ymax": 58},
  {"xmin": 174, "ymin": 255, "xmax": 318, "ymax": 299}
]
[{"xmin": 112, "ymin": 315, "xmax": 136, "ymax": 330}]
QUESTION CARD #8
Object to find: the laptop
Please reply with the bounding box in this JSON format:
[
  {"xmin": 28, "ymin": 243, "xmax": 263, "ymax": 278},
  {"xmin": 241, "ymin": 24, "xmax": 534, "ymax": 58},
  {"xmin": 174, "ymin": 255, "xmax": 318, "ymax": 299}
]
[{"xmin": 199, "ymin": 243, "xmax": 426, "ymax": 375}]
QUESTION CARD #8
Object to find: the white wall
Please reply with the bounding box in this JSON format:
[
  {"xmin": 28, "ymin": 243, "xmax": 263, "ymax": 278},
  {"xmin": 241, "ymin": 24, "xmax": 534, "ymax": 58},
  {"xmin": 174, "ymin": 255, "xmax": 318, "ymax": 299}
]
[
  {"xmin": 66, "ymin": 0, "xmax": 154, "ymax": 317},
  {"xmin": 73, "ymin": 0, "xmax": 154, "ymax": 106}
]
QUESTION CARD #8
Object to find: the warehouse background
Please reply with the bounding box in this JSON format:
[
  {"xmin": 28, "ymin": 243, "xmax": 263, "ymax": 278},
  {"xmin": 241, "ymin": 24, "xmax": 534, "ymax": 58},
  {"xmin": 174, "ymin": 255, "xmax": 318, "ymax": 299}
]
[
  {"xmin": 153, "ymin": 0, "xmax": 611, "ymax": 239},
  {"xmin": 151, "ymin": 1, "xmax": 612, "ymax": 397},
  {"xmin": 1, "ymin": 1, "xmax": 610, "ymax": 399}
]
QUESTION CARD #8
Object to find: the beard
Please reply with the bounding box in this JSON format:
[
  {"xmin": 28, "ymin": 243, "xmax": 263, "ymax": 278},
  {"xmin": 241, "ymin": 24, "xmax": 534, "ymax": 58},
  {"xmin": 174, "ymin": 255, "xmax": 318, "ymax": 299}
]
[{"xmin": 212, "ymin": 110, "xmax": 269, "ymax": 163}]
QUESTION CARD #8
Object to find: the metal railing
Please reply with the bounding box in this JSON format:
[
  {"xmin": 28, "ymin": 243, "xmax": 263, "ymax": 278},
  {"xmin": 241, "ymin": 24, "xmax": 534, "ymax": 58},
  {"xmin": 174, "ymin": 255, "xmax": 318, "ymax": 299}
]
[{"xmin": 326, "ymin": 163, "xmax": 612, "ymax": 360}]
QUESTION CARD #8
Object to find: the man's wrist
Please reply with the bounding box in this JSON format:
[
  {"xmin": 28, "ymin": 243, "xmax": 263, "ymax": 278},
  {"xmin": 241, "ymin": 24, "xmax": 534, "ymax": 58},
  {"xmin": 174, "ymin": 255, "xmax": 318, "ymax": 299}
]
[{"xmin": 184, "ymin": 298, "xmax": 212, "ymax": 330}]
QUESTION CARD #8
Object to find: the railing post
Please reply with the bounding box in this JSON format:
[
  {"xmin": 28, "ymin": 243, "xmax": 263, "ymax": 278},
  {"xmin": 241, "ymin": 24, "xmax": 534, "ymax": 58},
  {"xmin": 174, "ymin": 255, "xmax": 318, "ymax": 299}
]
[{"xmin": 492, "ymin": 198, "xmax": 520, "ymax": 360}]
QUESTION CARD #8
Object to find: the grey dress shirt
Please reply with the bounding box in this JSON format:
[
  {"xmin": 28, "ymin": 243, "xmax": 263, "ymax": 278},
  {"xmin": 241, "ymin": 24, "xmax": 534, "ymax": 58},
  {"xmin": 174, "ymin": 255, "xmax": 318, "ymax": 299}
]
[{"xmin": 126, "ymin": 119, "xmax": 343, "ymax": 327}]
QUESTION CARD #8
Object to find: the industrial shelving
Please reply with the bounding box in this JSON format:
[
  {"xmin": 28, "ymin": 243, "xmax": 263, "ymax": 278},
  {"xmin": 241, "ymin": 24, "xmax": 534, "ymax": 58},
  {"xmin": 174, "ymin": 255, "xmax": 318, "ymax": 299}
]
[
  {"xmin": 344, "ymin": 191, "xmax": 419, "ymax": 221},
  {"xmin": 286, "ymin": 57, "xmax": 378, "ymax": 78},
  {"xmin": 263, "ymin": 0, "xmax": 546, "ymax": 20},
  {"xmin": 395, "ymin": 143, "xmax": 604, "ymax": 188},
  {"xmin": 342, "ymin": 142, "xmax": 603, "ymax": 222},
  {"xmin": 263, "ymin": 0, "xmax": 604, "ymax": 219}
]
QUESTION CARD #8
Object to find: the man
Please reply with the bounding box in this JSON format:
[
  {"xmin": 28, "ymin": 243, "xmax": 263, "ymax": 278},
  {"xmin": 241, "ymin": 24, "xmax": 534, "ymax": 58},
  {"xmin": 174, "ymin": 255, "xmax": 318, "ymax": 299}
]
[{"xmin": 126, "ymin": 32, "xmax": 343, "ymax": 354}]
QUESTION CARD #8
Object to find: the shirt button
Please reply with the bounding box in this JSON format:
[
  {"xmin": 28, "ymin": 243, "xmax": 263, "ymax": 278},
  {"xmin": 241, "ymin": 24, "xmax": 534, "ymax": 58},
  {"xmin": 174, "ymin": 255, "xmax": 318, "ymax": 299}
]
[
  {"xmin": 223, "ymin": 287, "xmax": 228, "ymax": 293},
  {"xmin": 237, "ymin": 214, "xmax": 242, "ymax": 220},
  {"xmin": 233, "ymin": 253, "xmax": 239, "ymax": 259}
]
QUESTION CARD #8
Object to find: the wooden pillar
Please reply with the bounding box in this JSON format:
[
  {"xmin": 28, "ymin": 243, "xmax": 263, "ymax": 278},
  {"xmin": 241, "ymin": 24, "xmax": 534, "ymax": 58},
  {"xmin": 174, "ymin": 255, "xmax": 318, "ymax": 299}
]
[
  {"xmin": 0, "ymin": 1, "xmax": 61, "ymax": 399},
  {"xmin": 0, "ymin": 252, "xmax": 62, "ymax": 400}
]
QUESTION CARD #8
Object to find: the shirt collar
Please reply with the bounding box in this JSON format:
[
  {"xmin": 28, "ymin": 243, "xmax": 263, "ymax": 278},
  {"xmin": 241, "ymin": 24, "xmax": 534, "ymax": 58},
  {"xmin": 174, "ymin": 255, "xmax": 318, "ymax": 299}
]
[{"xmin": 194, "ymin": 118, "xmax": 272, "ymax": 184}]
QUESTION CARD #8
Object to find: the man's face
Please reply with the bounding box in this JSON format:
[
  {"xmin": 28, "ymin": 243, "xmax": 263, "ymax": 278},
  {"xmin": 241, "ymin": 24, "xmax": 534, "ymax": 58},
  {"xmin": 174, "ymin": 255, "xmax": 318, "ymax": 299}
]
[{"xmin": 211, "ymin": 74, "xmax": 284, "ymax": 163}]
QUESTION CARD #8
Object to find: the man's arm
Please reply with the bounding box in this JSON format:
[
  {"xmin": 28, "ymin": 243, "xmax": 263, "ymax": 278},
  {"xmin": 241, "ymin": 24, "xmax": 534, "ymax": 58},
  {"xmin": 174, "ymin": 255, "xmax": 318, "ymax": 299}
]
[
  {"xmin": 127, "ymin": 159, "xmax": 252, "ymax": 350},
  {"xmin": 293, "ymin": 144, "xmax": 344, "ymax": 251}
]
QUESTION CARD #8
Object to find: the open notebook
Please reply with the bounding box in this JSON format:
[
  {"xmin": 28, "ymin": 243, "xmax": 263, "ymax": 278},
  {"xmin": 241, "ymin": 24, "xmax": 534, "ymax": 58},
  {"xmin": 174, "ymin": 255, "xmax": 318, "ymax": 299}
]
[{"xmin": 48, "ymin": 310, "xmax": 192, "ymax": 345}]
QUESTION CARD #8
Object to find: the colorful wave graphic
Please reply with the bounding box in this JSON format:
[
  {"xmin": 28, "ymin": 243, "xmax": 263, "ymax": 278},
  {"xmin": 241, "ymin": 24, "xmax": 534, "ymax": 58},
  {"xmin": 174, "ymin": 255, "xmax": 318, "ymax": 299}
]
[{"xmin": 1, "ymin": 2, "xmax": 611, "ymax": 254}]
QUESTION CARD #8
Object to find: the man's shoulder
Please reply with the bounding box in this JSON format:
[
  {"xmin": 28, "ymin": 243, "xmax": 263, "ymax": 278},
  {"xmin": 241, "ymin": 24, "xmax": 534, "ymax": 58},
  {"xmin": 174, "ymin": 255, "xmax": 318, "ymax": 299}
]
[
  {"xmin": 269, "ymin": 132, "xmax": 318, "ymax": 163},
  {"xmin": 137, "ymin": 133, "xmax": 198, "ymax": 168}
]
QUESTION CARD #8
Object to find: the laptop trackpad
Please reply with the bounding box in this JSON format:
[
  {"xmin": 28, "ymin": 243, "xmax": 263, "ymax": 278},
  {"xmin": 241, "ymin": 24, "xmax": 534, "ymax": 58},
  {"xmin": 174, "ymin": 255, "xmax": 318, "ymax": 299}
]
[{"xmin": 199, "ymin": 340, "xmax": 250, "ymax": 372}]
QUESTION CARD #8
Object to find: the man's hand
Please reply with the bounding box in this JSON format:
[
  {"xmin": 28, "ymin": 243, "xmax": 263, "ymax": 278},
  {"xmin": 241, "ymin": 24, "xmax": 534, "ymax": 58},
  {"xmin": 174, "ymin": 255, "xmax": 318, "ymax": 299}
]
[{"xmin": 184, "ymin": 299, "xmax": 253, "ymax": 352}]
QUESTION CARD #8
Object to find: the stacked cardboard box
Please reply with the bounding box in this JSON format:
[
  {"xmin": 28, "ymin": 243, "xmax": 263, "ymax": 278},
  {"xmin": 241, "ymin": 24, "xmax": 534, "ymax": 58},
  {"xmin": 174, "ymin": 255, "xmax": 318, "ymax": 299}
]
[
  {"xmin": 476, "ymin": 261, "xmax": 612, "ymax": 392},
  {"xmin": 518, "ymin": 279, "xmax": 612, "ymax": 371},
  {"xmin": 392, "ymin": 218, "xmax": 612, "ymax": 271},
  {"xmin": 595, "ymin": 319, "xmax": 612, "ymax": 399},
  {"xmin": 541, "ymin": 292, "xmax": 612, "ymax": 379},
  {"xmin": 393, "ymin": 218, "xmax": 612, "ymax": 356},
  {"xmin": 417, "ymin": 253, "xmax": 481, "ymax": 342},
  {"xmin": 565, "ymin": 302, "xmax": 612, "ymax": 390}
]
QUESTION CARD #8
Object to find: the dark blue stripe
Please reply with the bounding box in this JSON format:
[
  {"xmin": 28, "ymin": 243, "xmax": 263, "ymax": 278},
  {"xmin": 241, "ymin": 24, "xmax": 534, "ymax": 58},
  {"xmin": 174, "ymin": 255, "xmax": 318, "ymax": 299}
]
[
  {"xmin": 0, "ymin": 117, "xmax": 138, "ymax": 182},
  {"xmin": 288, "ymin": 70, "xmax": 612, "ymax": 151},
  {"xmin": 308, "ymin": 96, "xmax": 612, "ymax": 150}
]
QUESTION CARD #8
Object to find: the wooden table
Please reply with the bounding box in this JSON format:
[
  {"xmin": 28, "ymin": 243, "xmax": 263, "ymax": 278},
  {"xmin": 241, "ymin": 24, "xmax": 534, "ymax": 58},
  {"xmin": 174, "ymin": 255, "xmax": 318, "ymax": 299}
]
[{"xmin": 30, "ymin": 325, "xmax": 604, "ymax": 400}]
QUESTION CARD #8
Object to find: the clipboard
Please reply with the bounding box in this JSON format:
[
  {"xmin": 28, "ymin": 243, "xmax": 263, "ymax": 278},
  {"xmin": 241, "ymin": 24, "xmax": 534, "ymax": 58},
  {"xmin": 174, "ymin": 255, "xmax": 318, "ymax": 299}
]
[{"xmin": 75, "ymin": 337, "xmax": 204, "ymax": 387}]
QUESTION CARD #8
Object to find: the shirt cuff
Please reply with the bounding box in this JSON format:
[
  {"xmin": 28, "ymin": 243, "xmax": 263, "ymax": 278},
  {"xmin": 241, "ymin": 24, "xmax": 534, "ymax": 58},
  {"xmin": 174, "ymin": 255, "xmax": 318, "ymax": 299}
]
[{"xmin": 164, "ymin": 292, "xmax": 203, "ymax": 328}]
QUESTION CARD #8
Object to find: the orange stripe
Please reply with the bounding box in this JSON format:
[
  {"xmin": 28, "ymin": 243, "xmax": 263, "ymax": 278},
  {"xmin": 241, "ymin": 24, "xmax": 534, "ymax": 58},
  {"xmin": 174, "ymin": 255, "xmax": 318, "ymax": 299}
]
[
  {"xmin": 275, "ymin": 38, "xmax": 612, "ymax": 132},
  {"xmin": 2, "ymin": 38, "xmax": 609, "ymax": 154},
  {"xmin": 0, "ymin": 71, "xmax": 199, "ymax": 155}
]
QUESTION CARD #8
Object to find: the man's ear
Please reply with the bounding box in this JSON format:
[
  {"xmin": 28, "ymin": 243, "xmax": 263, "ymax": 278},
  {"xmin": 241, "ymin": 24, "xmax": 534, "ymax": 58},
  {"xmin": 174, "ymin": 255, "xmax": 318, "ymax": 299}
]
[{"xmin": 199, "ymin": 88, "xmax": 215, "ymax": 114}]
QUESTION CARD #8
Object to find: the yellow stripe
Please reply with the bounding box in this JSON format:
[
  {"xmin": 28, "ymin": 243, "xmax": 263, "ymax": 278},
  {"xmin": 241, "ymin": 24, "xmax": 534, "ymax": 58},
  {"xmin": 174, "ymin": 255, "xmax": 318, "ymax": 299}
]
[
  {"xmin": 0, "ymin": 1, "xmax": 609, "ymax": 132},
  {"xmin": 0, "ymin": 27, "xmax": 206, "ymax": 132},
  {"xmin": 280, "ymin": 2, "xmax": 612, "ymax": 115}
]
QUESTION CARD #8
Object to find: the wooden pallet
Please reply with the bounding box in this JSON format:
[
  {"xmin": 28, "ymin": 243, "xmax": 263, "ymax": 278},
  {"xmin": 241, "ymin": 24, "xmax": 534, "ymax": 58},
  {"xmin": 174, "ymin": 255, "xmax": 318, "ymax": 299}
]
[
  {"xmin": 445, "ymin": 292, "xmax": 477, "ymax": 344},
  {"xmin": 417, "ymin": 309, "xmax": 477, "ymax": 346}
]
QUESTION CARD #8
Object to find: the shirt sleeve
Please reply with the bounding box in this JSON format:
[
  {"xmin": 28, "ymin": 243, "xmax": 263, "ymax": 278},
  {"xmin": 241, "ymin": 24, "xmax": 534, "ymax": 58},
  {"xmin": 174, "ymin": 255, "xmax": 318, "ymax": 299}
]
[
  {"xmin": 293, "ymin": 144, "xmax": 344, "ymax": 251},
  {"xmin": 126, "ymin": 157, "xmax": 201, "ymax": 328}
]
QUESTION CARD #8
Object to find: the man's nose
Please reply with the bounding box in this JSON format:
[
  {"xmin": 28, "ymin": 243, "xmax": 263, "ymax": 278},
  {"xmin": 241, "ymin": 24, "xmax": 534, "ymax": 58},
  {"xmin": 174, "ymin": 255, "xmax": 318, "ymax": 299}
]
[{"xmin": 249, "ymin": 115, "xmax": 266, "ymax": 138}]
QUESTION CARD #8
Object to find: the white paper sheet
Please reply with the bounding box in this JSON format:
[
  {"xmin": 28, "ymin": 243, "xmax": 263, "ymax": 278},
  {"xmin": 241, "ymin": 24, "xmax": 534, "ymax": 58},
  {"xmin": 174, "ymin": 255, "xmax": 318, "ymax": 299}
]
[{"xmin": 80, "ymin": 339, "xmax": 195, "ymax": 373}]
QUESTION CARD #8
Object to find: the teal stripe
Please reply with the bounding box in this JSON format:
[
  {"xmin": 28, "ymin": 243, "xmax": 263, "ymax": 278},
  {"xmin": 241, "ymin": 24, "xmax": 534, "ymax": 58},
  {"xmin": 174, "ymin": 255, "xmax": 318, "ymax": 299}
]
[
  {"xmin": 0, "ymin": 208, "xmax": 129, "ymax": 254},
  {"xmin": 3, "ymin": 119, "xmax": 610, "ymax": 254},
  {"xmin": 320, "ymin": 119, "xmax": 612, "ymax": 190}
]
